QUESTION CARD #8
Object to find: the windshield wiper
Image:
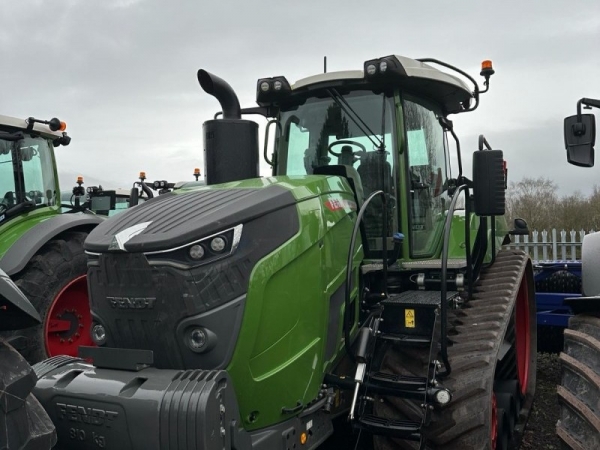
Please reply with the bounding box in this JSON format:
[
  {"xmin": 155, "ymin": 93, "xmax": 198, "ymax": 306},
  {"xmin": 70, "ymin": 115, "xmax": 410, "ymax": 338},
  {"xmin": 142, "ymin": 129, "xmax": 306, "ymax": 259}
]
[
  {"xmin": 1, "ymin": 201, "xmax": 36, "ymax": 219},
  {"xmin": 326, "ymin": 88, "xmax": 383, "ymax": 150},
  {"xmin": 0, "ymin": 131, "xmax": 24, "ymax": 142}
]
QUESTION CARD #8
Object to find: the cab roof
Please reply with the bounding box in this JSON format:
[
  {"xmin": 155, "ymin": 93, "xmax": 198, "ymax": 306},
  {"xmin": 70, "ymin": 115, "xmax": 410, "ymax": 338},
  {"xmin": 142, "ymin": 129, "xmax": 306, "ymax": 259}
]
[
  {"xmin": 289, "ymin": 55, "xmax": 474, "ymax": 114},
  {"xmin": 0, "ymin": 114, "xmax": 65, "ymax": 139}
]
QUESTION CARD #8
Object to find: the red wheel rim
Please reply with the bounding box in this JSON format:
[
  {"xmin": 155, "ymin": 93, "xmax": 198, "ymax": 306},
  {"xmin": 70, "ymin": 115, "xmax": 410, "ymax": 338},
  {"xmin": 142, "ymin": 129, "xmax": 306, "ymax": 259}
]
[
  {"xmin": 491, "ymin": 393, "xmax": 498, "ymax": 449},
  {"xmin": 515, "ymin": 277, "xmax": 531, "ymax": 396},
  {"xmin": 44, "ymin": 275, "xmax": 95, "ymax": 357}
]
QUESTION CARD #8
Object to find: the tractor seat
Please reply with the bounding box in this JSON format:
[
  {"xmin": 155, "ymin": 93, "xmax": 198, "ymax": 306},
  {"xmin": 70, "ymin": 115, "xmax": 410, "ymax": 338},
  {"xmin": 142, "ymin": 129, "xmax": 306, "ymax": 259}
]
[
  {"xmin": 337, "ymin": 145, "xmax": 356, "ymax": 166},
  {"xmin": 313, "ymin": 165, "xmax": 364, "ymax": 209}
]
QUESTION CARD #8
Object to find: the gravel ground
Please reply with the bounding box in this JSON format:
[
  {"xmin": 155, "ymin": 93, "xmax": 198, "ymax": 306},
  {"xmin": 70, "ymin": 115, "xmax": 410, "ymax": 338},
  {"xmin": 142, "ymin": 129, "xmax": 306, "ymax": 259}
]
[{"xmin": 521, "ymin": 352, "xmax": 561, "ymax": 450}]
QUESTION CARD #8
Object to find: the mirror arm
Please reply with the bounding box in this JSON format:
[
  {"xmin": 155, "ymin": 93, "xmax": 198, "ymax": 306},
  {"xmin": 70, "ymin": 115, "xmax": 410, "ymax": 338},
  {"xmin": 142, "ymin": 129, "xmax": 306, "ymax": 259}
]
[{"xmin": 577, "ymin": 98, "xmax": 600, "ymax": 122}]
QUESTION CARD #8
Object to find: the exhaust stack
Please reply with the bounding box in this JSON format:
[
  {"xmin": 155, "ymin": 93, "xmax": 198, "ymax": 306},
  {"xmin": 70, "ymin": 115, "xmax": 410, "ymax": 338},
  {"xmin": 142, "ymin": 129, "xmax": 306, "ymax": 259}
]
[{"xmin": 198, "ymin": 70, "xmax": 259, "ymax": 185}]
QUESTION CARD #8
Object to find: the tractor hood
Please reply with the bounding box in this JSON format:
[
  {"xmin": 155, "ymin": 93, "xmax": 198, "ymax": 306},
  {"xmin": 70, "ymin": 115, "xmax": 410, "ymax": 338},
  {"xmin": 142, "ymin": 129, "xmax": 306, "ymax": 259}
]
[
  {"xmin": 83, "ymin": 175, "xmax": 352, "ymax": 370},
  {"xmin": 85, "ymin": 183, "xmax": 296, "ymax": 254}
]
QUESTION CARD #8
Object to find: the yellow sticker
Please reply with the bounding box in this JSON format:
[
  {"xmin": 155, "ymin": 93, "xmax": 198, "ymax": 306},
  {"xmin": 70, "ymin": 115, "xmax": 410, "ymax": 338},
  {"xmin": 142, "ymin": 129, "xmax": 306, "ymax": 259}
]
[{"xmin": 405, "ymin": 309, "xmax": 416, "ymax": 328}]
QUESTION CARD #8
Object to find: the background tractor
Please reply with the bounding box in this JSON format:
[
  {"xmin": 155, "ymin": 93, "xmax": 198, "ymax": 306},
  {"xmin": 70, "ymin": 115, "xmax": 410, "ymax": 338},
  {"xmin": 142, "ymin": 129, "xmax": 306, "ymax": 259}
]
[
  {"xmin": 557, "ymin": 97, "xmax": 600, "ymax": 449},
  {"xmin": 0, "ymin": 115, "xmax": 120, "ymax": 363},
  {"xmin": 33, "ymin": 55, "xmax": 536, "ymax": 450}
]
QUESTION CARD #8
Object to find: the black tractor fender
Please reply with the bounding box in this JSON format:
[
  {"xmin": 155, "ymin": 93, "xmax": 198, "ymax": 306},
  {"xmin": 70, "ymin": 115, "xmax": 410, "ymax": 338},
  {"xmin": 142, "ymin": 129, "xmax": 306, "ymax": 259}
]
[
  {"xmin": 0, "ymin": 213, "xmax": 104, "ymax": 276},
  {"xmin": 0, "ymin": 268, "xmax": 41, "ymax": 331}
]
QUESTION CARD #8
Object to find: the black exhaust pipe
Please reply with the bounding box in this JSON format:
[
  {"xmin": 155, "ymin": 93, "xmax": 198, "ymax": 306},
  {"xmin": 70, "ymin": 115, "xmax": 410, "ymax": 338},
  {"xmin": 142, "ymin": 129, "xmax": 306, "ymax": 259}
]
[
  {"xmin": 198, "ymin": 70, "xmax": 259, "ymax": 185},
  {"xmin": 197, "ymin": 70, "xmax": 241, "ymax": 120}
]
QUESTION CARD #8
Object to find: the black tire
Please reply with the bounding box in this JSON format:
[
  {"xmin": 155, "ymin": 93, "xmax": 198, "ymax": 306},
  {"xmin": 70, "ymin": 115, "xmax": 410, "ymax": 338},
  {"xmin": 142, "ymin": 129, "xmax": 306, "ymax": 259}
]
[
  {"xmin": 0, "ymin": 340, "xmax": 56, "ymax": 449},
  {"xmin": 10, "ymin": 231, "xmax": 89, "ymax": 363},
  {"xmin": 556, "ymin": 313, "xmax": 600, "ymax": 450},
  {"xmin": 373, "ymin": 250, "xmax": 537, "ymax": 450}
]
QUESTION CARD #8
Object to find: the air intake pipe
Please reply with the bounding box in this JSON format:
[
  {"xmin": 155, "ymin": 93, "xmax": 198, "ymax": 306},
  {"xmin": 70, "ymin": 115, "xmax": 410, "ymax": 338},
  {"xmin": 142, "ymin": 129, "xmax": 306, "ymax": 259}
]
[{"xmin": 198, "ymin": 70, "xmax": 259, "ymax": 185}]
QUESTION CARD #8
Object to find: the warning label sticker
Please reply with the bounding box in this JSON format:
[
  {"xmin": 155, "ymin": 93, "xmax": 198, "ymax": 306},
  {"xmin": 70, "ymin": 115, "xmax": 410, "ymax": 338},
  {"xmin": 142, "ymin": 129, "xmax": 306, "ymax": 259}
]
[{"xmin": 405, "ymin": 309, "xmax": 416, "ymax": 328}]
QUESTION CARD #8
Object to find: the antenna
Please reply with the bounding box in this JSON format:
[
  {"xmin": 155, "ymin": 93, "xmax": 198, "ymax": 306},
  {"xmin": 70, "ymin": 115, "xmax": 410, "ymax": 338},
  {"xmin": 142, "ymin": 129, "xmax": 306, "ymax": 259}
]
[{"xmin": 324, "ymin": 56, "xmax": 327, "ymax": 73}]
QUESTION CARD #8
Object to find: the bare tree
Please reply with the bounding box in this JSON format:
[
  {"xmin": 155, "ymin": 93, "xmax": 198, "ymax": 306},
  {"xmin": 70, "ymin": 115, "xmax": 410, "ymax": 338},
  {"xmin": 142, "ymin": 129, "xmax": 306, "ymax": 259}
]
[{"xmin": 506, "ymin": 177, "xmax": 558, "ymax": 232}]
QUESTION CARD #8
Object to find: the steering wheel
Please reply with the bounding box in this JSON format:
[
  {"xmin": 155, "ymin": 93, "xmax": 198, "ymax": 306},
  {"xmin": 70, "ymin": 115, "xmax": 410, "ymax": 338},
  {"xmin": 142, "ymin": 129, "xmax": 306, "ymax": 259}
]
[
  {"xmin": 327, "ymin": 140, "xmax": 367, "ymax": 157},
  {"xmin": 0, "ymin": 191, "xmax": 17, "ymax": 214}
]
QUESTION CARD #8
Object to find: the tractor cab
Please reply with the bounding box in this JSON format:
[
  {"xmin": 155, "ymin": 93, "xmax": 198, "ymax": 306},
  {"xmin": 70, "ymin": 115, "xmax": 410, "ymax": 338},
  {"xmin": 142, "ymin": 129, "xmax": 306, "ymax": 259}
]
[
  {"xmin": 261, "ymin": 56, "xmax": 487, "ymax": 260},
  {"xmin": 0, "ymin": 115, "xmax": 68, "ymax": 224}
]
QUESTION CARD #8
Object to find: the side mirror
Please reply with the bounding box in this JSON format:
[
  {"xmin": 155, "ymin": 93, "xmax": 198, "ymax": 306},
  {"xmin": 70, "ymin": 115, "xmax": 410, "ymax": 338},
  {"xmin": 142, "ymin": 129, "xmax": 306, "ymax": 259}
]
[
  {"xmin": 472, "ymin": 149, "xmax": 505, "ymax": 216},
  {"xmin": 129, "ymin": 187, "xmax": 139, "ymax": 207},
  {"xmin": 564, "ymin": 114, "xmax": 595, "ymax": 167},
  {"xmin": 509, "ymin": 218, "xmax": 529, "ymax": 235}
]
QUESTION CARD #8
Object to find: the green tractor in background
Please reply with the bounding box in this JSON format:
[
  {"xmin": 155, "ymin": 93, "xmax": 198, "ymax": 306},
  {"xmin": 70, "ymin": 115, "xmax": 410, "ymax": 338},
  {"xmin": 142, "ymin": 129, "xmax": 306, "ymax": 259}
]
[
  {"xmin": 557, "ymin": 97, "xmax": 600, "ymax": 449},
  {"xmin": 33, "ymin": 55, "xmax": 536, "ymax": 450},
  {"xmin": 0, "ymin": 115, "xmax": 116, "ymax": 362}
]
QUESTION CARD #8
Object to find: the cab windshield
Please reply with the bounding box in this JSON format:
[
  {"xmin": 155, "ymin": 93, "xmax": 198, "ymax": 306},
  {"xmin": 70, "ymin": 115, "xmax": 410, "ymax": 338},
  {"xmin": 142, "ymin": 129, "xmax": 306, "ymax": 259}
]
[
  {"xmin": 0, "ymin": 133, "xmax": 58, "ymax": 217},
  {"xmin": 403, "ymin": 95, "xmax": 449, "ymax": 257},
  {"xmin": 275, "ymin": 90, "xmax": 396, "ymax": 257}
]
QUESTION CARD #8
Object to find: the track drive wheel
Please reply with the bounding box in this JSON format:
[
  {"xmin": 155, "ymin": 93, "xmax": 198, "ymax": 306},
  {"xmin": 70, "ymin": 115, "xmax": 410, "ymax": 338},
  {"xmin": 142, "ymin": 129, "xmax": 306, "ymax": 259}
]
[
  {"xmin": 0, "ymin": 340, "xmax": 56, "ymax": 449},
  {"xmin": 373, "ymin": 250, "xmax": 537, "ymax": 450},
  {"xmin": 557, "ymin": 313, "xmax": 600, "ymax": 449},
  {"xmin": 10, "ymin": 231, "xmax": 94, "ymax": 363}
]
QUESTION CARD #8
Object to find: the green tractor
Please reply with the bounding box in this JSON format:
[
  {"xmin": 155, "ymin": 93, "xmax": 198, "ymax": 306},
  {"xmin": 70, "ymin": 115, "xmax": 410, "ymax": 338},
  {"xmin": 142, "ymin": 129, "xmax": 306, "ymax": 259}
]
[
  {"xmin": 557, "ymin": 97, "xmax": 600, "ymax": 449},
  {"xmin": 0, "ymin": 115, "xmax": 115, "ymax": 362},
  {"xmin": 33, "ymin": 55, "xmax": 536, "ymax": 450}
]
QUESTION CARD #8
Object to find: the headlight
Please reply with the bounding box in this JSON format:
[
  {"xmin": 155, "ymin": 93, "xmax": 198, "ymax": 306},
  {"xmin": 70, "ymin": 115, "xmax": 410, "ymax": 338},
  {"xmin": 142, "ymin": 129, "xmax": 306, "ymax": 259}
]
[
  {"xmin": 189, "ymin": 244, "xmax": 205, "ymax": 260},
  {"xmin": 189, "ymin": 328, "xmax": 207, "ymax": 350},
  {"xmin": 91, "ymin": 323, "xmax": 107, "ymax": 345},
  {"xmin": 144, "ymin": 224, "xmax": 243, "ymax": 268},
  {"xmin": 210, "ymin": 237, "xmax": 226, "ymax": 253}
]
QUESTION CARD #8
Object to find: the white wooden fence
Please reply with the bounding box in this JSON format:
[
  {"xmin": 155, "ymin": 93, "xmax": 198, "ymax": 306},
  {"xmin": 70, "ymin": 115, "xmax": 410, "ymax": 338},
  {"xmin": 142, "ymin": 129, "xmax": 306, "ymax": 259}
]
[{"xmin": 505, "ymin": 229, "xmax": 594, "ymax": 262}]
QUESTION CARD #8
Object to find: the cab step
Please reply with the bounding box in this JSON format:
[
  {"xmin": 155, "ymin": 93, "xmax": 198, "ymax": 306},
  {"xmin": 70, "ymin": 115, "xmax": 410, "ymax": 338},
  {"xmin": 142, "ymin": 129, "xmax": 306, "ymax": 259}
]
[
  {"xmin": 378, "ymin": 333, "xmax": 432, "ymax": 346},
  {"xmin": 367, "ymin": 371, "xmax": 427, "ymax": 400},
  {"xmin": 355, "ymin": 414, "xmax": 422, "ymax": 441}
]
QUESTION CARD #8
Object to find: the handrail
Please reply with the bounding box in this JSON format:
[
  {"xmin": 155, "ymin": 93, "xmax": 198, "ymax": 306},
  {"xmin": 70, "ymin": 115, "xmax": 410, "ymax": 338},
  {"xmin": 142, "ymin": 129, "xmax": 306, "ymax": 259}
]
[{"xmin": 439, "ymin": 184, "xmax": 468, "ymax": 377}]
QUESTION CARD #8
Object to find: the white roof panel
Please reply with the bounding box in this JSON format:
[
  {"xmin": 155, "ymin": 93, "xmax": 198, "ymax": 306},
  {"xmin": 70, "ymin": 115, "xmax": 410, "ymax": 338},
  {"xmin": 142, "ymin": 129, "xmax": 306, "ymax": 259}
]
[{"xmin": 0, "ymin": 114, "xmax": 65, "ymax": 139}]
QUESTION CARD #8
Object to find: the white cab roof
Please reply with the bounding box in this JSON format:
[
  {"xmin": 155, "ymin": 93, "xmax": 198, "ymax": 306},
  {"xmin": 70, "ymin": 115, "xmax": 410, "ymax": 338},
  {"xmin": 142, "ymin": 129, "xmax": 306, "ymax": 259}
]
[
  {"xmin": 291, "ymin": 55, "xmax": 472, "ymax": 101},
  {"xmin": 0, "ymin": 114, "xmax": 65, "ymax": 139}
]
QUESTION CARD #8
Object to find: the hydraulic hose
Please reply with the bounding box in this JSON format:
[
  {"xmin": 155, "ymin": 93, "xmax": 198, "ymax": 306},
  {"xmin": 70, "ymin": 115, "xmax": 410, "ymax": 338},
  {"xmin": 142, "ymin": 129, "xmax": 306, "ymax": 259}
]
[
  {"xmin": 439, "ymin": 184, "xmax": 467, "ymax": 377},
  {"xmin": 344, "ymin": 190, "xmax": 386, "ymax": 364}
]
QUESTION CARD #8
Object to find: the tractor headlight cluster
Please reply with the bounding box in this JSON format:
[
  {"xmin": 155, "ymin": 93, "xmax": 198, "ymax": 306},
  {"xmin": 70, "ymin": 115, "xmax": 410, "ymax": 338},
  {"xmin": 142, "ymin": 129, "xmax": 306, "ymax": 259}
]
[
  {"xmin": 256, "ymin": 76, "xmax": 292, "ymax": 107},
  {"xmin": 363, "ymin": 56, "xmax": 406, "ymax": 80},
  {"xmin": 144, "ymin": 224, "xmax": 243, "ymax": 268}
]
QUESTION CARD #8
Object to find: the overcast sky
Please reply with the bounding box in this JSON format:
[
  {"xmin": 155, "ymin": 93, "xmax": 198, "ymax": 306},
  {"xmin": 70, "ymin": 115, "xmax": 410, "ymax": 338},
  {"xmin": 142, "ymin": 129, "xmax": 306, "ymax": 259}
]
[{"xmin": 2, "ymin": 0, "xmax": 599, "ymax": 195}]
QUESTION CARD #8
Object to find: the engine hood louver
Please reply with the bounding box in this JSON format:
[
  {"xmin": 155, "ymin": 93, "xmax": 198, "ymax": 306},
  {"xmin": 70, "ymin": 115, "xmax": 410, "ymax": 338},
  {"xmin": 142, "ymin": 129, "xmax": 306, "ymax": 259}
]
[{"xmin": 85, "ymin": 186, "xmax": 296, "ymax": 253}]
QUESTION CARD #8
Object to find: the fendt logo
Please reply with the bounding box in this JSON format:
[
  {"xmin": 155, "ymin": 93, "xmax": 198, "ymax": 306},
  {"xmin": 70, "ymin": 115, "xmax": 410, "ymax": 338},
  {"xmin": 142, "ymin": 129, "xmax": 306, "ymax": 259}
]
[
  {"xmin": 56, "ymin": 403, "xmax": 119, "ymax": 427},
  {"xmin": 107, "ymin": 296, "xmax": 156, "ymax": 309}
]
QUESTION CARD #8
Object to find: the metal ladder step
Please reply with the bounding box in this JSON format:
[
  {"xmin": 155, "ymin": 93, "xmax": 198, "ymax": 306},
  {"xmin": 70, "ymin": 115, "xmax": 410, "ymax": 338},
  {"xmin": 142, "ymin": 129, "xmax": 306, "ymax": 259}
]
[
  {"xmin": 379, "ymin": 333, "xmax": 431, "ymax": 346},
  {"xmin": 355, "ymin": 414, "xmax": 422, "ymax": 440},
  {"xmin": 366, "ymin": 371, "xmax": 427, "ymax": 400}
]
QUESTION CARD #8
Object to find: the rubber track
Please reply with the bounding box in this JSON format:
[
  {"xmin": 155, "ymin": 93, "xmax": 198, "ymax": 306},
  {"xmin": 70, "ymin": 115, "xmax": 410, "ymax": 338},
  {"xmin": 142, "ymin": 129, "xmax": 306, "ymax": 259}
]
[
  {"xmin": 374, "ymin": 249, "xmax": 534, "ymax": 450},
  {"xmin": 557, "ymin": 314, "xmax": 600, "ymax": 450}
]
